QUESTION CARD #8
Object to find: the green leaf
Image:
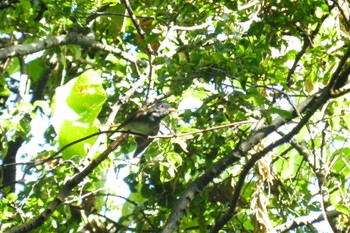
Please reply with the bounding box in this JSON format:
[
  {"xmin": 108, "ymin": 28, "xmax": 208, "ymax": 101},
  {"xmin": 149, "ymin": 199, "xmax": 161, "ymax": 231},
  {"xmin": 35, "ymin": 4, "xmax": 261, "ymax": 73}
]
[
  {"xmin": 66, "ymin": 70, "xmax": 107, "ymax": 121},
  {"xmin": 159, "ymin": 152, "xmax": 183, "ymax": 182},
  {"xmin": 335, "ymin": 204, "xmax": 350, "ymax": 215},
  {"xmin": 19, "ymin": 117, "xmax": 31, "ymax": 135},
  {"xmin": 343, "ymin": 115, "xmax": 350, "ymax": 130},
  {"xmin": 331, "ymin": 148, "xmax": 350, "ymax": 177},
  {"xmin": 27, "ymin": 58, "xmax": 45, "ymax": 84},
  {"xmin": 58, "ymin": 120, "xmax": 99, "ymax": 160},
  {"xmin": 166, "ymin": 152, "xmax": 183, "ymax": 168},
  {"xmin": 0, "ymin": 76, "xmax": 11, "ymax": 97},
  {"xmin": 159, "ymin": 162, "xmax": 173, "ymax": 182},
  {"xmin": 6, "ymin": 193, "xmax": 18, "ymax": 203},
  {"xmin": 329, "ymin": 189, "xmax": 342, "ymax": 206},
  {"xmin": 51, "ymin": 70, "xmax": 107, "ymax": 159},
  {"xmin": 171, "ymin": 137, "xmax": 188, "ymax": 152}
]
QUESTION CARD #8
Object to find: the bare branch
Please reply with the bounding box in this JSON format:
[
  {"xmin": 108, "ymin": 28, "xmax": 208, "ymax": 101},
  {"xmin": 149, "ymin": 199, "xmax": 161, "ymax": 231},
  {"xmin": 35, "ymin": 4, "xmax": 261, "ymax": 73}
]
[
  {"xmin": 274, "ymin": 210, "xmax": 340, "ymax": 232},
  {"xmin": 122, "ymin": 0, "xmax": 154, "ymax": 55},
  {"xmin": 91, "ymin": 11, "xmax": 156, "ymax": 20},
  {"xmin": 0, "ymin": 32, "xmax": 148, "ymax": 67},
  {"xmin": 150, "ymin": 120, "xmax": 258, "ymax": 139},
  {"xmin": 122, "ymin": 0, "xmax": 147, "ymax": 40}
]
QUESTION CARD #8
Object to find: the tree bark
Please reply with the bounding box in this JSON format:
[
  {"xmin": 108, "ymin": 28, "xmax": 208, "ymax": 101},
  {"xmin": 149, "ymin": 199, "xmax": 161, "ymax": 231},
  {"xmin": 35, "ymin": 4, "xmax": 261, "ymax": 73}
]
[{"xmin": 2, "ymin": 137, "xmax": 23, "ymax": 193}]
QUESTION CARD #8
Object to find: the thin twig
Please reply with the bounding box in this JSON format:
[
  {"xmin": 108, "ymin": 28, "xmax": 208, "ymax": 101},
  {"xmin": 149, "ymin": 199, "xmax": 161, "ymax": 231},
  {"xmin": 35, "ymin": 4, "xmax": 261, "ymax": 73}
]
[
  {"xmin": 121, "ymin": 0, "xmax": 155, "ymax": 103},
  {"xmin": 150, "ymin": 120, "xmax": 258, "ymax": 139},
  {"xmin": 83, "ymin": 65, "xmax": 151, "ymax": 166},
  {"xmin": 122, "ymin": 0, "xmax": 154, "ymax": 54},
  {"xmin": 91, "ymin": 11, "xmax": 156, "ymax": 20},
  {"xmin": 122, "ymin": 0, "xmax": 146, "ymax": 39},
  {"xmin": 333, "ymin": 0, "xmax": 350, "ymax": 29},
  {"xmin": 274, "ymin": 210, "xmax": 340, "ymax": 232},
  {"xmin": 286, "ymin": 13, "xmax": 330, "ymax": 86},
  {"xmin": 172, "ymin": 22, "xmax": 212, "ymax": 31}
]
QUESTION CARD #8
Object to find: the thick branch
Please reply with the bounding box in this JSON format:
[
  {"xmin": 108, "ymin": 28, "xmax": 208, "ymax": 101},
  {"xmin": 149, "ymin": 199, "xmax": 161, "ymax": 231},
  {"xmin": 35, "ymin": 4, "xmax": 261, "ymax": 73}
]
[
  {"xmin": 207, "ymin": 47, "xmax": 350, "ymax": 232},
  {"xmin": 4, "ymin": 134, "xmax": 127, "ymax": 233},
  {"xmin": 161, "ymin": 90, "xmax": 327, "ymax": 232},
  {"xmin": 2, "ymin": 137, "xmax": 23, "ymax": 192},
  {"xmin": 329, "ymin": 46, "xmax": 350, "ymax": 88},
  {"xmin": 160, "ymin": 46, "xmax": 350, "ymax": 232},
  {"xmin": 274, "ymin": 210, "xmax": 340, "ymax": 232},
  {"xmin": 210, "ymin": 87, "xmax": 331, "ymax": 232},
  {"xmin": 0, "ymin": 32, "xmax": 147, "ymax": 67}
]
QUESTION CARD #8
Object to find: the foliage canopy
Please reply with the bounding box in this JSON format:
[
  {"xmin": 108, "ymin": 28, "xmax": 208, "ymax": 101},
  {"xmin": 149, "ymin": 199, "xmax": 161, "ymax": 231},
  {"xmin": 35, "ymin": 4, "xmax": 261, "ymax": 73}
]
[{"xmin": 0, "ymin": 0, "xmax": 350, "ymax": 232}]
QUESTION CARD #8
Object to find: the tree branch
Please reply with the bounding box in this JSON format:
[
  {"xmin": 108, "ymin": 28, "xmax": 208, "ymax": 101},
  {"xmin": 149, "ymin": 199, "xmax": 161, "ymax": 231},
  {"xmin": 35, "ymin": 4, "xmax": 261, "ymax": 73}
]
[
  {"xmin": 82, "ymin": 65, "xmax": 151, "ymax": 166},
  {"xmin": 161, "ymin": 44, "xmax": 350, "ymax": 232},
  {"xmin": 274, "ymin": 210, "xmax": 340, "ymax": 232},
  {"xmin": 122, "ymin": 0, "xmax": 154, "ymax": 54},
  {"xmin": 286, "ymin": 13, "xmax": 330, "ymax": 86},
  {"xmin": 287, "ymin": 134, "xmax": 344, "ymax": 233},
  {"xmin": 210, "ymin": 87, "xmax": 333, "ymax": 232},
  {"xmin": 122, "ymin": 0, "xmax": 146, "ymax": 40},
  {"xmin": 151, "ymin": 120, "xmax": 258, "ymax": 139},
  {"xmin": 2, "ymin": 137, "xmax": 23, "ymax": 192},
  {"xmin": 4, "ymin": 134, "xmax": 127, "ymax": 233},
  {"xmin": 0, "ymin": 32, "xmax": 148, "ymax": 67},
  {"xmin": 161, "ymin": 89, "xmax": 329, "ymax": 232}
]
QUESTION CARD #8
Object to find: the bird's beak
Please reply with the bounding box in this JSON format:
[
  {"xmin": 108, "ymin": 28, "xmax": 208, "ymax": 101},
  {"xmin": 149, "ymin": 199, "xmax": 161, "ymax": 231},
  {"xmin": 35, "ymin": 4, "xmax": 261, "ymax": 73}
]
[{"xmin": 168, "ymin": 108, "xmax": 176, "ymax": 113}]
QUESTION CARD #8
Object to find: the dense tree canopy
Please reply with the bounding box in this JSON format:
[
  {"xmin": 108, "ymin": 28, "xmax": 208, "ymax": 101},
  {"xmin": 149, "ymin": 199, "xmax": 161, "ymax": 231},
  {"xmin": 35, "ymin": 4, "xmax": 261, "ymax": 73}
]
[{"xmin": 1, "ymin": 0, "xmax": 350, "ymax": 232}]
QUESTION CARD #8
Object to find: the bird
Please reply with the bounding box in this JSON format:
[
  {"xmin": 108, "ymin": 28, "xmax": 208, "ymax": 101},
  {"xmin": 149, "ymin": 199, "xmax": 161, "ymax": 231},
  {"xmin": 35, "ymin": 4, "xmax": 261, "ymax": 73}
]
[{"xmin": 117, "ymin": 102, "xmax": 175, "ymax": 157}]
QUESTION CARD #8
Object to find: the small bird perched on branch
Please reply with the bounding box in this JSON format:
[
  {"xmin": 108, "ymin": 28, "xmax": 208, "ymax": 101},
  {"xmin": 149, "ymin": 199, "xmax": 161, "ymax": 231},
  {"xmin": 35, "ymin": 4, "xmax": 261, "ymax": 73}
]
[{"xmin": 117, "ymin": 102, "xmax": 176, "ymax": 157}]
